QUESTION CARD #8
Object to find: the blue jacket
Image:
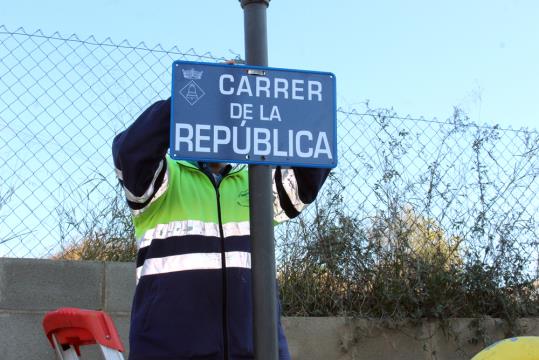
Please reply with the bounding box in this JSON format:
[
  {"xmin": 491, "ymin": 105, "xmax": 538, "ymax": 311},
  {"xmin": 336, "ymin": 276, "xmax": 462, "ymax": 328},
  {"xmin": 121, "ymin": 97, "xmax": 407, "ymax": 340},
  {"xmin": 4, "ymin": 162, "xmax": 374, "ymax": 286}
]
[{"xmin": 112, "ymin": 98, "xmax": 329, "ymax": 360}]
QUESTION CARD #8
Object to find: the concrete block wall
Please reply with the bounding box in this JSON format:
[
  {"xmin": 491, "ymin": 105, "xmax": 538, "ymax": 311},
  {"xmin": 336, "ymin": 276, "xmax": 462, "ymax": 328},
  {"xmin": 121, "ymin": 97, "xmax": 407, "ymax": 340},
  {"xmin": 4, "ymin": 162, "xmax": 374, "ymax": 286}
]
[
  {"xmin": 1, "ymin": 258, "xmax": 538, "ymax": 359},
  {"xmin": 283, "ymin": 317, "xmax": 539, "ymax": 360},
  {"xmin": 0, "ymin": 258, "xmax": 134, "ymax": 359}
]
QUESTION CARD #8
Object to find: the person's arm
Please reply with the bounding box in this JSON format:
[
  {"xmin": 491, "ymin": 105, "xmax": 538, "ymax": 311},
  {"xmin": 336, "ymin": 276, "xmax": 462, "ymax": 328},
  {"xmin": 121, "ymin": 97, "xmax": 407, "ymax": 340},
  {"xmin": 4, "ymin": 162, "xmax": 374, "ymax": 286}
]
[
  {"xmin": 273, "ymin": 166, "xmax": 331, "ymax": 223},
  {"xmin": 112, "ymin": 98, "xmax": 171, "ymax": 211}
]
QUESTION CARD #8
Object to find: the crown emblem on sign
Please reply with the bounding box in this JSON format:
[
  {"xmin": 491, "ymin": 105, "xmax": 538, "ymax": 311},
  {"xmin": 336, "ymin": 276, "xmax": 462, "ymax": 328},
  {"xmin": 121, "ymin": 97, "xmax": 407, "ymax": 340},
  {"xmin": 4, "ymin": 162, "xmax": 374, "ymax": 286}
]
[{"xmin": 182, "ymin": 68, "xmax": 203, "ymax": 80}]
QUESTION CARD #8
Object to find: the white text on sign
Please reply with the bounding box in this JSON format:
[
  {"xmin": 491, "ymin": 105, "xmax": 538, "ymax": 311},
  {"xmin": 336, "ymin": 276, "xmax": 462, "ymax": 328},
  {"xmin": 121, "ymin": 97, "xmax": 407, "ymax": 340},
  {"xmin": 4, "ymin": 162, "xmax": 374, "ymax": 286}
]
[
  {"xmin": 175, "ymin": 124, "xmax": 333, "ymax": 160},
  {"xmin": 219, "ymin": 75, "xmax": 323, "ymax": 101}
]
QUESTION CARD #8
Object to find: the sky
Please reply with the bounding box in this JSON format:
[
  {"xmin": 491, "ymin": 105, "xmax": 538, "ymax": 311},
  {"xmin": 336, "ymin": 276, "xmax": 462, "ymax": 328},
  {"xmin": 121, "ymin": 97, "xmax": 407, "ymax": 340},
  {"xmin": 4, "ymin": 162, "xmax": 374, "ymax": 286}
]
[{"xmin": 2, "ymin": 0, "xmax": 539, "ymax": 130}]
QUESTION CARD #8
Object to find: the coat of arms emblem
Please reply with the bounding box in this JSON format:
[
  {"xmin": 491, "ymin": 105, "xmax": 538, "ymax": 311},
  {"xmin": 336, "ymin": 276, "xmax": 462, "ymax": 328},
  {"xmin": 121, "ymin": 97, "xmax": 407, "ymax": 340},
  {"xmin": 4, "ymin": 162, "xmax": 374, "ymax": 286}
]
[{"xmin": 179, "ymin": 69, "xmax": 205, "ymax": 106}]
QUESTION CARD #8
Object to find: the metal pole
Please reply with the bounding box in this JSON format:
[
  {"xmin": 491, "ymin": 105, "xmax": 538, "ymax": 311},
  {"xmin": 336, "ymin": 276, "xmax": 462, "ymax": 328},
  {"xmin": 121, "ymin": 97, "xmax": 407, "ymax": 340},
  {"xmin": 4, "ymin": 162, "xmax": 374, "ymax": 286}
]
[{"xmin": 239, "ymin": 1, "xmax": 278, "ymax": 360}]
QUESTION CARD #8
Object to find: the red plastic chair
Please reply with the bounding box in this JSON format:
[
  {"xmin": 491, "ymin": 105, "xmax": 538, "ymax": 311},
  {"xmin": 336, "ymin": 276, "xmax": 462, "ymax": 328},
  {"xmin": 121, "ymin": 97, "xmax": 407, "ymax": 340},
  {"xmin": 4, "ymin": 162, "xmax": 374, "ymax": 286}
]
[{"xmin": 43, "ymin": 308, "xmax": 125, "ymax": 360}]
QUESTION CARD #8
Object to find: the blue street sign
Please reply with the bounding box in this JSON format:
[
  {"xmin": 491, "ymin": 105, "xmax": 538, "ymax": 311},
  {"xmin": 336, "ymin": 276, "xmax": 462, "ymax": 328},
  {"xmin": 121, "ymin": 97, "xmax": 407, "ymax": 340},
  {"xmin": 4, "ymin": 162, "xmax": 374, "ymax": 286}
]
[{"xmin": 170, "ymin": 60, "xmax": 337, "ymax": 168}]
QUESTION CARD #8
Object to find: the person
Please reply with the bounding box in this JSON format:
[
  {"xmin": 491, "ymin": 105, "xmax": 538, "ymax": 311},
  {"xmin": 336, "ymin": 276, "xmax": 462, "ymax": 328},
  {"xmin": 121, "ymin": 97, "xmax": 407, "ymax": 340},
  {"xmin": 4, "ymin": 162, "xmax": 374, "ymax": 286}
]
[{"xmin": 112, "ymin": 97, "xmax": 330, "ymax": 360}]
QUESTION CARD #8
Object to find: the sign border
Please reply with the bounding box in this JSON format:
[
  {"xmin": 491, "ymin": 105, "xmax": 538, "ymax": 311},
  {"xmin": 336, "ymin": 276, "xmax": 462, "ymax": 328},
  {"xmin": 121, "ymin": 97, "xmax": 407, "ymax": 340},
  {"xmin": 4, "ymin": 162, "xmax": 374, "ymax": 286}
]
[{"xmin": 170, "ymin": 60, "xmax": 338, "ymax": 169}]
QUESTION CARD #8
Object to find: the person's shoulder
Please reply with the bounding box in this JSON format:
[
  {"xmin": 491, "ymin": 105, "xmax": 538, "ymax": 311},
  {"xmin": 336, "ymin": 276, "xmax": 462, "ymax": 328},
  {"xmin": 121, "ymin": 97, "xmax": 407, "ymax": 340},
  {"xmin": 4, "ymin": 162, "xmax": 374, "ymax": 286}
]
[
  {"xmin": 165, "ymin": 156, "xmax": 198, "ymax": 169},
  {"xmin": 229, "ymin": 164, "xmax": 248, "ymax": 175}
]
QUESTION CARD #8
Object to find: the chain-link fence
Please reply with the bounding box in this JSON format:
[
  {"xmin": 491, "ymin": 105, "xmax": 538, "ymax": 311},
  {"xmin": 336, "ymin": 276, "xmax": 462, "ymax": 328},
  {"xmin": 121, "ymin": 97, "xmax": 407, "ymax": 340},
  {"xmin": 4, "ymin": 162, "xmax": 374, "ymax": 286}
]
[
  {"xmin": 1, "ymin": 26, "xmax": 539, "ymax": 320},
  {"xmin": 0, "ymin": 26, "xmax": 236, "ymax": 257},
  {"xmin": 277, "ymin": 107, "xmax": 539, "ymax": 319}
]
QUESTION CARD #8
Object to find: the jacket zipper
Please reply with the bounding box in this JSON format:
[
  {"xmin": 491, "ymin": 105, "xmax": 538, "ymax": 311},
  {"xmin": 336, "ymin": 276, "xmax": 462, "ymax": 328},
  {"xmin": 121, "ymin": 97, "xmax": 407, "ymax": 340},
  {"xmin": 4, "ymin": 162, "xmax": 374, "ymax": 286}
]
[
  {"xmin": 198, "ymin": 168, "xmax": 230, "ymax": 360},
  {"xmin": 216, "ymin": 189, "xmax": 229, "ymax": 360}
]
